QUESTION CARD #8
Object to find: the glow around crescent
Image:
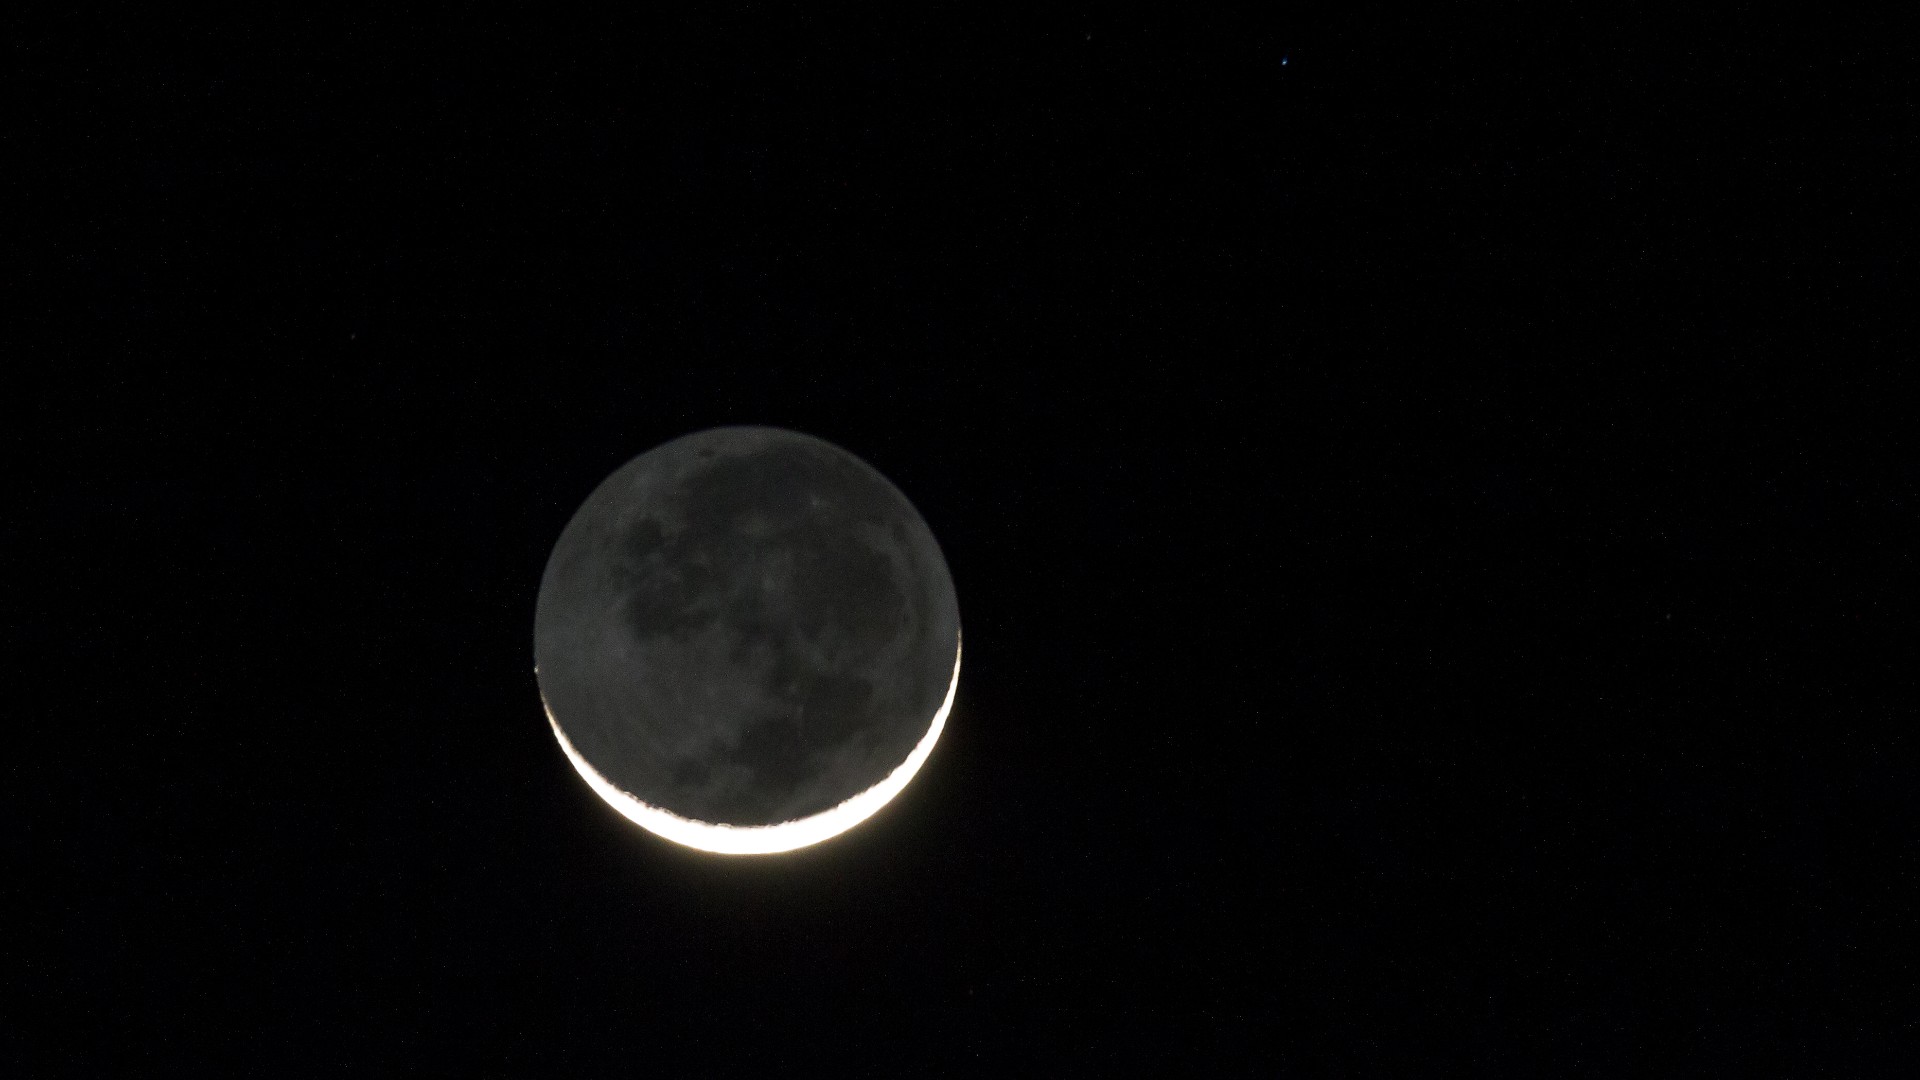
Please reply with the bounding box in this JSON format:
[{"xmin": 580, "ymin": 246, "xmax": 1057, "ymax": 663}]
[{"xmin": 543, "ymin": 635, "xmax": 961, "ymax": 855}]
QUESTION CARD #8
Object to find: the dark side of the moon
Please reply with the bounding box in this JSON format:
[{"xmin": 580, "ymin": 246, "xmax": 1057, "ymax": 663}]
[{"xmin": 533, "ymin": 427, "xmax": 961, "ymax": 828}]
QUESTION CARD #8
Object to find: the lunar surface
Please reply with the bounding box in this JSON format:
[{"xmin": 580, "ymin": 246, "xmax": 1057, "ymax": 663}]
[{"xmin": 534, "ymin": 427, "xmax": 961, "ymax": 854}]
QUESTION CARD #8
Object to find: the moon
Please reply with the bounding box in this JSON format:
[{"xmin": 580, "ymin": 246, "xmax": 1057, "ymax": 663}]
[{"xmin": 533, "ymin": 426, "xmax": 962, "ymax": 855}]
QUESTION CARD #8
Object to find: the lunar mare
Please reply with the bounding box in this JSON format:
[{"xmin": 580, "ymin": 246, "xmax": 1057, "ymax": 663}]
[
  {"xmin": 533, "ymin": 426, "xmax": 961, "ymax": 854},
  {"xmin": 541, "ymin": 639, "xmax": 958, "ymax": 855}
]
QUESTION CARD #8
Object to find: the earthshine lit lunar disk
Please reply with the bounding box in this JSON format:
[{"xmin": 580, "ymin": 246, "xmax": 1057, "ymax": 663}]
[{"xmin": 533, "ymin": 427, "xmax": 961, "ymax": 856}]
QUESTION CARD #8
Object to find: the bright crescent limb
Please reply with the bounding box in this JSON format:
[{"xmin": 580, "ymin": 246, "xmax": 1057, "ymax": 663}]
[{"xmin": 543, "ymin": 635, "xmax": 961, "ymax": 855}]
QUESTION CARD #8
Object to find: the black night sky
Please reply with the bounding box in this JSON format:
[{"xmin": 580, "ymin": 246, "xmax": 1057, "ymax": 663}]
[{"xmin": 15, "ymin": 9, "xmax": 1914, "ymax": 1074}]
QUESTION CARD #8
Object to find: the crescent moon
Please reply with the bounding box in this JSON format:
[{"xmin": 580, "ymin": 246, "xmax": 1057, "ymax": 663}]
[
  {"xmin": 532, "ymin": 427, "xmax": 962, "ymax": 856},
  {"xmin": 541, "ymin": 638, "xmax": 958, "ymax": 855}
]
